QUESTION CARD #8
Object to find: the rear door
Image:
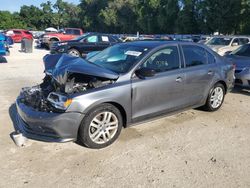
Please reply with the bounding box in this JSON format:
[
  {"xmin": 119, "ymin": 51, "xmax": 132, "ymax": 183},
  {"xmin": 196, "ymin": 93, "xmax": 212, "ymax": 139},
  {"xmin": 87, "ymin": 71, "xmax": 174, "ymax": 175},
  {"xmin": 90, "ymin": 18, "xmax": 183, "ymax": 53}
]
[
  {"xmin": 131, "ymin": 45, "xmax": 186, "ymax": 121},
  {"xmin": 181, "ymin": 45, "xmax": 216, "ymax": 106}
]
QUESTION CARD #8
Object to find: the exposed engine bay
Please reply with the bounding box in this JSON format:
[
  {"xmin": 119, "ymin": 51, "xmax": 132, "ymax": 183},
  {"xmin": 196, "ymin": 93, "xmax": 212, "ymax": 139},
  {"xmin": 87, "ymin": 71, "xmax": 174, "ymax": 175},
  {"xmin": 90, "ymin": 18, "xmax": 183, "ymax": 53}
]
[
  {"xmin": 20, "ymin": 73, "xmax": 114, "ymax": 112},
  {"xmin": 18, "ymin": 53, "xmax": 118, "ymax": 112}
]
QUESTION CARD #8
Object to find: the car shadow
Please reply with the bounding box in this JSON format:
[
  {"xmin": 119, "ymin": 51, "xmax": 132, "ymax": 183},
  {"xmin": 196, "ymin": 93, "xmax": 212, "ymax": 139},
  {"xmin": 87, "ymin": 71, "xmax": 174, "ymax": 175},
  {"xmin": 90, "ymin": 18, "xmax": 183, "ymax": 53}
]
[
  {"xmin": 9, "ymin": 103, "xmax": 19, "ymax": 131},
  {"xmin": 8, "ymin": 103, "xmax": 21, "ymax": 143},
  {"xmin": 231, "ymin": 86, "xmax": 250, "ymax": 96}
]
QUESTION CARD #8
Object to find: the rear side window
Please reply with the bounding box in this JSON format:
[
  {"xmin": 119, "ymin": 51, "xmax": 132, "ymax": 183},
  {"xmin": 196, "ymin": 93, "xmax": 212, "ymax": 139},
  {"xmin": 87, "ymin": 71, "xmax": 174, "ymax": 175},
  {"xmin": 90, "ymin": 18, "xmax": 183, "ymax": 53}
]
[
  {"xmin": 182, "ymin": 45, "xmax": 207, "ymax": 67},
  {"xmin": 100, "ymin": 36, "xmax": 110, "ymax": 42}
]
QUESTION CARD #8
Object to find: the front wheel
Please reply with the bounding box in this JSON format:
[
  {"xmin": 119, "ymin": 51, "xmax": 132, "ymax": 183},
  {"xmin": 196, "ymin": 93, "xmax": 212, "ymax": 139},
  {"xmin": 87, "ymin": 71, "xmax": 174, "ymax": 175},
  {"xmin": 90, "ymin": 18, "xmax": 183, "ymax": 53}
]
[
  {"xmin": 203, "ymin": 83, "xmax": 225, "ymax": 111},
  {"xmin": 78, "ymin": 104, "xmax": 123, "ymax": 149}
]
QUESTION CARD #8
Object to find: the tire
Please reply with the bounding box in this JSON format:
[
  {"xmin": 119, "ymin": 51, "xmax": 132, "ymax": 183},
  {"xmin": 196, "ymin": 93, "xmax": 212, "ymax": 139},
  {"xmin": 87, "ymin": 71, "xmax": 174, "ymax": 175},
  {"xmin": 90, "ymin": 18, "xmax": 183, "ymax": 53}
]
[
  {"xmin": 203, "ymin": 83, "xmax": 225, "ymax": 111},
  {"xmin": 68, "ymin": 48, "xmax": 81, "ymax": 57},
  {"xmin": 78, "ymin": 103, "xmax": 123, "ymax": 149}
]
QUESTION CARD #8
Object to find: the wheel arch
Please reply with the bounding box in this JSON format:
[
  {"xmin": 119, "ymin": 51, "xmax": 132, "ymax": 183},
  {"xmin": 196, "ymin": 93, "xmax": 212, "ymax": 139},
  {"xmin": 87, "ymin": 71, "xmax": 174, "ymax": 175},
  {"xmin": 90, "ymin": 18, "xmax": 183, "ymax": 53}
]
[
  {"xmin": 49, "ymin": 37, "xmax": 60, "ymax": 41},
  {"xmin": 79, "ymin": 101, "xmax": 128, "ymax": 128},
  {"xmin": 215, "ymin": 80, "xmax": 227, "ymax": 93},
  {"xmin": 106, "ymin": 101, "xmax": 127, "ymax": 128}
]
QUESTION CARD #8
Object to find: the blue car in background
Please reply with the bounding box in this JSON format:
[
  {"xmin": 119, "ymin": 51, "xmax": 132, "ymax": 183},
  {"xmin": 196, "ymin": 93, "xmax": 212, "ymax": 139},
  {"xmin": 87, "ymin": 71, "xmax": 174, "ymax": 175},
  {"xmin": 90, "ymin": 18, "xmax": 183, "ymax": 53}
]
[{"xmin": 0, "ymin": 33, "xmax": 10, "ymax": 55}]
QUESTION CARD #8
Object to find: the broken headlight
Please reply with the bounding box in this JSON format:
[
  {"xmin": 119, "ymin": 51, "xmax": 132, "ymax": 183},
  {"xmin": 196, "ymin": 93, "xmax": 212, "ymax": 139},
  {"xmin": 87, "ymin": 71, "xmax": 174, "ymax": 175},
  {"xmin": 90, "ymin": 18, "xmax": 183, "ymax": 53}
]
[{"xmin": 47, "ymin": 92, "xmax": 72, "ymax": 110}]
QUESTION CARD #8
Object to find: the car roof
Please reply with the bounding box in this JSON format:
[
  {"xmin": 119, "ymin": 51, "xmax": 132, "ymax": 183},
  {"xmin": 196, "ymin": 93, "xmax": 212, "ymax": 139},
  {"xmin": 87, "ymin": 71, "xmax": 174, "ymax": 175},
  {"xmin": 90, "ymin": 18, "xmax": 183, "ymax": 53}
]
[{"xmin": 124, "ymin": 40, "xmax": 194, "ymax": 48}]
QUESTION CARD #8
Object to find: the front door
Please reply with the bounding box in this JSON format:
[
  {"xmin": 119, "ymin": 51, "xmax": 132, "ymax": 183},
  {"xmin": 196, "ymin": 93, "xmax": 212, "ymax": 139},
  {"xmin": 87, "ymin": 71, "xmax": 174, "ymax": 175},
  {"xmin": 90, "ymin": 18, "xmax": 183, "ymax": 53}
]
[{"xmin": 131, "ymin": 45, "xmax": 186, "ymax": 121}]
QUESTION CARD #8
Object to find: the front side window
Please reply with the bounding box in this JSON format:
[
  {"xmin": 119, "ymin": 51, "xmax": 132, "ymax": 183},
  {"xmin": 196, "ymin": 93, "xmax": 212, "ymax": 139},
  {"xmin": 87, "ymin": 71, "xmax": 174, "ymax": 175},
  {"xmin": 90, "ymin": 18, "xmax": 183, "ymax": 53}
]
[
  {"xmin": 72, "ymin": 30, "xmax": 81, "ymax": 35},
  {"xmin": 86, "ymin": 35, "xmax": 98, "ymax": 43},
  {"xmin": 232, "ymin": 38, "xmax": 239, "ymax": 45},
  {"xmin": 142, "ymin": 46, "xmax": 180, "ymax": 73},
  {"xmin": 182, "ymin": 45, "xmax": 207, "ymax": 67}
]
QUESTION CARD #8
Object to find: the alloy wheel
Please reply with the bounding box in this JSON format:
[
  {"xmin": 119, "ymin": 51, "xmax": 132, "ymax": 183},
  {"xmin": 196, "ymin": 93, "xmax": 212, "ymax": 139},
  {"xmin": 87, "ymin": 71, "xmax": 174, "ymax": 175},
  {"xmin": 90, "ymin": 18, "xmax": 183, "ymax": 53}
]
[
  {"xmin": 210, "ymin": 87, "xmax": 224, "ymax": 109},
  {"xmin": 88, "ymin": 112, "xmax": 119, "ymax": 144}
]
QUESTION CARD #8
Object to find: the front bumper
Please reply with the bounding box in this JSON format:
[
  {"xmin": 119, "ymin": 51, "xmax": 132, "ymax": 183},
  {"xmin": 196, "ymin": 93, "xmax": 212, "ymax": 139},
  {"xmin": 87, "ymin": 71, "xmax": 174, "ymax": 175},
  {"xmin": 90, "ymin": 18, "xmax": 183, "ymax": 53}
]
[
  {"xmin": 50, "ymin": 45, "xmax": 67, "ymax": 54},
  {"xmin": 16, "ymin": 98, "xmax": 84, "ymax": 142},
  {"xmin": 235, "ymin": 69, "xmax": 250, "ymax": 88}
]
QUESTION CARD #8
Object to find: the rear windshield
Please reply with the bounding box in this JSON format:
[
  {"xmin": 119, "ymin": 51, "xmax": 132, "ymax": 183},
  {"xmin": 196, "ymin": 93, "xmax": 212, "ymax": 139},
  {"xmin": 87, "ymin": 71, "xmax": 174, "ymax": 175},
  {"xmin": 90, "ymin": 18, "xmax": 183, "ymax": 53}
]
[{"xmin": 206, "ymin": 37, "xmax": 232, "ymax": 45}]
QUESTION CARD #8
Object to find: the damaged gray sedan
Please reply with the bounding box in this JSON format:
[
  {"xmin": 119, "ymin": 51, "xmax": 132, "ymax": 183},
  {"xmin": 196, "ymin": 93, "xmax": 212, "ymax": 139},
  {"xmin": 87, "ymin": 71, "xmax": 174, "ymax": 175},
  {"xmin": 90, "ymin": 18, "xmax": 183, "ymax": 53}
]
[{"xmin": 16, "ymin": 41, "xmax": 235, "ymax": 148}]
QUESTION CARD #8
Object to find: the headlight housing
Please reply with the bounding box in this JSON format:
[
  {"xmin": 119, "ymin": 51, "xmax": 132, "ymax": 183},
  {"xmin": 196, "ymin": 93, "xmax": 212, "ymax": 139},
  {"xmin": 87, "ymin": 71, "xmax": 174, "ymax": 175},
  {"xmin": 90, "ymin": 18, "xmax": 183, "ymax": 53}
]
[
  {"xmin": 57, "ymin": 42, "xmax": 68, "ymax": 46},
  {"xmin": 47, "ymin": 92, "xmax": 72, "ymax": 110}
]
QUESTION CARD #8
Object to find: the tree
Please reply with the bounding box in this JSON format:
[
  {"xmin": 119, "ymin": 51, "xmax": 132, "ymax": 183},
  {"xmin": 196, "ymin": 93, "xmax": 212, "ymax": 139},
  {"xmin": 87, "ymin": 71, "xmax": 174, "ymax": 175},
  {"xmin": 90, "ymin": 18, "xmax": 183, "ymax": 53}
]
[
  {"xmin": 19, "ymin": 5, "xmax": 44, "ymax": 30},
  {"xmin": 176, "ymin": 0, "xmax": 202, "ymax": 34},
  {"xmin": 0, "ymin": 11, "xmax": 27, "ymax": 29},
  {"xmin": 157, "ymin": 0, "xmax": 179, "ymax": 33},
  {"xmin": 79, "ymin": 0, "xmax": 109, "ymax": 31},
  {"xmin": 100, "ymin": 0, "xmax": 139, "ymax": 33},
  {"xmin": 202, "ymin": 0, "xmax": 242, "ymax": 34}
]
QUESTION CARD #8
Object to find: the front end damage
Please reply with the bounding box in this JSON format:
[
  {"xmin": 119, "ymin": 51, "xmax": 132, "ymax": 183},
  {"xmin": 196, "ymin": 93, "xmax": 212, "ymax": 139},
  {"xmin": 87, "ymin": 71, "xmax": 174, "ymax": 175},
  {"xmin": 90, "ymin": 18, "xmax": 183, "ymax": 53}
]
[{"xmin": 16, "ymin": 54, "xmax": 118, "ymax": 141}]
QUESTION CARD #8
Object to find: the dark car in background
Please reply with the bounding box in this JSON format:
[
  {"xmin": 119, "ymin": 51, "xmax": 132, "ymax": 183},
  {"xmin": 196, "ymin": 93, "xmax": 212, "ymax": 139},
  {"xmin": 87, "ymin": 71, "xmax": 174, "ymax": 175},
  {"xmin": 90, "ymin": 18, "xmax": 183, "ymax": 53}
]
[
  {"xmin": 225, "ymin": 44, "xmax": 250, "ymax": 87},
  {"xmin": 16, "ymin": 41, "xmax": 234, "ymax": 148},
  {"xmin": 50, "ymin": 33, "xmax": 121, "ymax": 58}
]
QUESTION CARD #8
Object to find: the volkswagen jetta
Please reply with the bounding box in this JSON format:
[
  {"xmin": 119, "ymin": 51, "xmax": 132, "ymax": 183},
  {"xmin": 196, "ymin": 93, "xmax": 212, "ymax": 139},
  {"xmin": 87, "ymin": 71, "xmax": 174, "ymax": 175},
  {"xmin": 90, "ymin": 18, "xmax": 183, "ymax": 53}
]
[{"xmin": 16, "ymin": 41, "xmax": 234, "ymax": 148}]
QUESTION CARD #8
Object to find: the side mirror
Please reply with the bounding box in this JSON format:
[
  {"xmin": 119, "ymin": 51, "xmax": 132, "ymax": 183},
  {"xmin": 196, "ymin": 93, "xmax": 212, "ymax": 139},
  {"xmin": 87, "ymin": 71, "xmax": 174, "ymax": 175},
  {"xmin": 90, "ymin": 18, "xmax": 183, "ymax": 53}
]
[
  {"xmin": 135, "ymin": 67, "xmax": 156, "ymax": 78},
  {"xmin": 232, "ymin": 42, "xmax": 238, "ymax": 46}
]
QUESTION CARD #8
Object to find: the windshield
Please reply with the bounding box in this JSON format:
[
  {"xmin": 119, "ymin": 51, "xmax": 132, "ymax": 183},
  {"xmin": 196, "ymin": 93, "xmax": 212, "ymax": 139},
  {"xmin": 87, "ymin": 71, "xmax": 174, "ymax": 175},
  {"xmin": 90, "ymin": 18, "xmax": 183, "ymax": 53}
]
[
  {"xmin": 206, "ymin": 37, "xmax": 232, "ymax": 45},
  {"xmin": 88, "ymin": 43, "xmax": 150, "ymax": 73},
  {"xmin": 73, "ymin": 33, "xmax": 90, "ymax": 40},
  {"xmin": 230, "ymin": 44, "xmax": 250, "ymax": 57}
]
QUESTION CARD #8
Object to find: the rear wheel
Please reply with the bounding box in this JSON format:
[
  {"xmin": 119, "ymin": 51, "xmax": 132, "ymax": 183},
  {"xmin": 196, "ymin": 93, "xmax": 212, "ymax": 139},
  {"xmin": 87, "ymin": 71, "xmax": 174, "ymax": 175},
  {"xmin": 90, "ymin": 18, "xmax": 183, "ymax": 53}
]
[
  {"xmin": 68, "ymin": 48, "xmax": 81, "ymax": 57},
  {"xmin": 78, "ymin": 103, "xmax": 123, "ymax": 149},
  {"xmin": 203, "ymin": 83, "xmax": 225, "ymax": 111}
]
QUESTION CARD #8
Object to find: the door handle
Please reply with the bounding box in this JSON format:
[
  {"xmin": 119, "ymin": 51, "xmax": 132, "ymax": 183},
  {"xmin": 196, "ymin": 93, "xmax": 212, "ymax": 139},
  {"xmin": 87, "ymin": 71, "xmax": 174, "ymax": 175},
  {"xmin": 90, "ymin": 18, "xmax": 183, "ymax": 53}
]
[
  {"xmin": 208, "ymin": 70, "xmax": 214, "ymax": 75},
  {"xmin": 176, "ymin": 77, "xmax": 183, "ymax": 83}
]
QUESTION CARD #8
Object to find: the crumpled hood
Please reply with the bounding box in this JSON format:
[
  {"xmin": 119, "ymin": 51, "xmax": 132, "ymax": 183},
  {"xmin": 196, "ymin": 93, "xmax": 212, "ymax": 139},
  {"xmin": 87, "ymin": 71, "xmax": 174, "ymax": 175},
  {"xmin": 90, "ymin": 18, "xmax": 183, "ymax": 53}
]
[
  {"xmin": 43, "ymin": 54, "xmax": 119, "ymax": 85},
  {"xmin": 224, "ymin": 54, "xmax": 250, "ymax": 69}
]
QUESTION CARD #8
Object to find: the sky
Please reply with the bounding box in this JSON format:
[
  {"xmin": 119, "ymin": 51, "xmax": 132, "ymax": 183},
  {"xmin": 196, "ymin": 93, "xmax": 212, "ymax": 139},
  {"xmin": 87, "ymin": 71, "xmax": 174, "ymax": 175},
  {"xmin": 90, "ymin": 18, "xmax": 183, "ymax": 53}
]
[{"xmin": 0, "ymin": 0, "xmax": 80, "ymax": 12}]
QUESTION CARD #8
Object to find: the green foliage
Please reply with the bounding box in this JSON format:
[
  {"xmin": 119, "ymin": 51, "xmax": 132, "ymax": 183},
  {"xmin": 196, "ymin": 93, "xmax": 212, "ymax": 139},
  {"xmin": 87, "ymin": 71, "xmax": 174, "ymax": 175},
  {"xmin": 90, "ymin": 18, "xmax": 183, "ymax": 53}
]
[
  {"xmin": 0, "ymin": 0, "xmax": 250, "ymax": 34},
  {"xmin": 0, "ymin": 11, "xmax": 27, "ymax": 29}
]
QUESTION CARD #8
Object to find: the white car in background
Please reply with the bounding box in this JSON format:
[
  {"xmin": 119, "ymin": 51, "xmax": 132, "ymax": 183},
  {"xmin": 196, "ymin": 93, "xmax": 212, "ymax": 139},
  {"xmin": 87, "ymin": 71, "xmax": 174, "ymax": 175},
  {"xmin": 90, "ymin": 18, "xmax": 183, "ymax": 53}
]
[{"xmin": 205, "ymin": 36, "xmax": 250, "ymax": 56}]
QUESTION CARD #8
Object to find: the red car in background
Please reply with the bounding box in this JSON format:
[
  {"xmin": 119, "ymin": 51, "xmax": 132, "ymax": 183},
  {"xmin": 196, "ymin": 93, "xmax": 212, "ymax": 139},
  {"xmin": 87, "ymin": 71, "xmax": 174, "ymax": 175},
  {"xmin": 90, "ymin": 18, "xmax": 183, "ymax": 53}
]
[
  {"xmin": 39, "ymin": 28, "xmax": 83, "ymax": 49},
  {"xmin": 5, "ymin": 29, "xmax": 33, "ymax": 43}
]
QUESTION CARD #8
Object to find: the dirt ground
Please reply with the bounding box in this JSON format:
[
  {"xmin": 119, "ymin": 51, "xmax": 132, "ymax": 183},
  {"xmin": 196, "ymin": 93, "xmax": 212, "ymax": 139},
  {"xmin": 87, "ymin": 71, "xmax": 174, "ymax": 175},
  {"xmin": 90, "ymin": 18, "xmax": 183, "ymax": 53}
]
[{"xmin": 0, "ymin": 44, "xmax": 250, "ymax": 188}]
